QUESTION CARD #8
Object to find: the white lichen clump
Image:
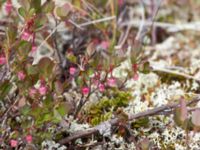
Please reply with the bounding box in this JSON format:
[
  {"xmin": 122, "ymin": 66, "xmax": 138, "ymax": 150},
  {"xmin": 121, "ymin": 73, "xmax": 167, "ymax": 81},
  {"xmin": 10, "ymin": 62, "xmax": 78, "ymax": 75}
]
[
  {"xmin": 151, "ymin": 81, "xmax": 184, "ymax": 106},
  {"xmin": 68, "ymin": 120, "xmax": 90, "ymax": 133},
  {"xmin": 41, "ymin": 140, "xmax": 67, "ymax": 150}
]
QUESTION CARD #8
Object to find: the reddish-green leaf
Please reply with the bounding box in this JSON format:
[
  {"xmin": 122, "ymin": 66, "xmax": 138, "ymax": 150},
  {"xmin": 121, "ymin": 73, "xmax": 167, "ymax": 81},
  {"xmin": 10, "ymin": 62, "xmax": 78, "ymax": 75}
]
[
  {"xmin": 180, "ymin": 98, "xmax": 188, "ymax": 122},
  {"xmin": 38, "ymin": 57, "xmax": 55, "ymax": 78},
  {"xmin": 192, "ymin": 109, "xmax": 200, "ymax": 127}
]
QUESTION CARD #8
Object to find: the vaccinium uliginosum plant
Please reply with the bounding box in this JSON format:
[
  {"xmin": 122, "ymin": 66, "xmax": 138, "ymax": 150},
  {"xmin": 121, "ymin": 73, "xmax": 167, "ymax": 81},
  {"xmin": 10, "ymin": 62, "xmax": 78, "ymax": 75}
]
[{"xmin": 0, "ymin": 0, "xmax": 151, "ymax": 149}]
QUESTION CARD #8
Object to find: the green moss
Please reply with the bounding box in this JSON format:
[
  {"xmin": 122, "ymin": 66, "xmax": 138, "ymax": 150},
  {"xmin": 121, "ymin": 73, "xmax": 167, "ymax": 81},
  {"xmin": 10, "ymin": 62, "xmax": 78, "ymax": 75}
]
[{"xmin": 86, "ymin": 90, "xmax": 132, "ymax": 125}]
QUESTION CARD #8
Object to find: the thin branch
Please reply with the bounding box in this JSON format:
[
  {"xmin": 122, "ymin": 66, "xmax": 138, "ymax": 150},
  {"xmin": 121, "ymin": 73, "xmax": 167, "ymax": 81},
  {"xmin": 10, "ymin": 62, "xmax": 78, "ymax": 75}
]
[
  {"xmin": 37, "ymin": 23, "xmax": 62, "ymax": 51},
  {"xmin": 68, "ymin": 20, "xmax": 84, "ymax": 30},
  {"xmin": 53, "ymin": 18, "xmax": 62, "ymax": 66},
  {"xmin": 57, "ymin": 16, "xmax": 116, "ymax": 32},
  {"xmin": 151, "ymin": 65, "xmax": 200, "ymax": 82},
  {"xmin": 115, "ymin": 25, "xmax": 131, "ymax": 49},
  {"xmin": 79, "ymin": 16, "xmax": 116, "ymax": 27},
  {"xmin": 1, "ymin": 96, "xmax": 19, "ymax": 128},
  {"xmin": 120, "ymin": 20, "xmax": 200, "ymax": 32}
]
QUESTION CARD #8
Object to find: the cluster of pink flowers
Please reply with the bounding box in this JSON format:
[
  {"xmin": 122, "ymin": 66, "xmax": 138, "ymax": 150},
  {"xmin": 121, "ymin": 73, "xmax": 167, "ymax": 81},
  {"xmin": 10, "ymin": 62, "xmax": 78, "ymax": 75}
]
[
  {"xmin": 10, "ymin": 135, "xmax": 32, "ymax": 147},
  {"xmin": 69, "ymin": 66, "xmax": 76, "ymax": 75},
  {"xmin": 107, "ymin": 77, "xmax": 116, "ymax": 87},
  {"xmin": 98, "ymin": 83, "xmax": 105, "ymax": 92},
  {"xmin": 29, "ymin": 87, "xmax": 37, "ymax": 97},
  {"xmin": 29, "ymin": 81, "xmax": 48, "ymax": 97},
  {"xmin": 0, "ymin": 55, "xmax": 6, "ymax": 65},
  {"xmin": 100, "ymin": 41, "xmax": 110, "ymax": 49},
  {"xmin": 132, "ymin": 64, "xmax": 139, "ymax": 81},
  {"xmin": 17, "ymin": 71, "xmax": 26, "ymax": 81},
  {"xmin": 5, "ymin": 0, "xmax": 12, "ymax": 15},
  {"xmin": 10, "ymin": 139, "xmax": 18, "ymax": 148},
  {"xmin": 31, "ymin": 45, "xmax": 37, "ymax": 53},
  {"xmin": 21, "ymin": 31, "xmax": 32, "ymax": 41},
  {"xmin": 38, "ymin": 85, "xmax": 48, "ymax": 95},
  {"xmin": 82, "ymin": 87, "xmax": 90, "ymax": 95},
  {"xmin": 25, "ymin": 135, "xmax": 33, "ymax": 143},
  {"xmin": 118, "ymin": 0, "xmax": 124, "ymax": 7}
]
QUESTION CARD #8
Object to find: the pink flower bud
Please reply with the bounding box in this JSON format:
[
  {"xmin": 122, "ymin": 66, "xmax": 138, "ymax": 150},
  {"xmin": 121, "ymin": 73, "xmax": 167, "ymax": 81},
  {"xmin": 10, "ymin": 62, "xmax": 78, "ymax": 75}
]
[
  {"xmin": 25, "ymin": 135, "xmax": 32, "ymax": 143},
  {"xmin": 98, "ymin": 83, "xmax": 105, "ymax": 92},
  {"xmin": 21, "ymin": 31, "xmax": 32, "ymax": 41},
  {"xmin": 29, "ymin": 87, "xmax": 37, "ymax": 97},
  {"xmin": 118, "ymin": 0, "xmax": 124, "ymax": 7},
  {"xmin": 132, "ymin": 64, "xmax": 138, "ymax": 72},
  {"xmin": 31, "ymin": 45, "xmax": 37, "ymax": 53},
  {"xmin": 0, "ymin": 56, "xmax": 6, "ymax": 65},
  {"xmin": 10, "ymin": 139, "xmax": 18, "ymax": 148},
  {"xmin": 69, "ymin": 67, "xmax": 76, "ymax": 75},
  {"xmin": 133, "ymin": 73, "xmax": 139, "ymax": 81},
  {"xmin": 5, "ymin": 0, "xmax": 12, "ymax": 14},
  {"xmin": 100, "ymin": 41, "xmax": 110, "ymax": 49},
  {"xmin": 17, "ymin": 71, "xmax": 26, "ymax": 80},
  {"xmin": 107, "ymin": 77, "xmax": 116, "ymax": 87},
  {"xmin": 92, "ymin": 79, "xmax": 99, "ymax": 86},
  {"xmin": 38, "ymin": 85, "xmax": 47, "ymax": 96},
  {"xmin": 82, "ymin": 87, "xmax": 90, "ymax": 95}
]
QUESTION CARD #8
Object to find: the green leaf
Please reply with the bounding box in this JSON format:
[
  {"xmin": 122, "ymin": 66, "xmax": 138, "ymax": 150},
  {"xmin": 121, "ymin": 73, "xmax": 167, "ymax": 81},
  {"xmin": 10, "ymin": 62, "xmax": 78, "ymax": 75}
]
[
  {"xmin": 42, "ymin": 1, "xmax": 55, "ymax": 13},
  {"xmin": 6, "ymin": 26, "xmax": 17, "ymax": 45},
  {"xmin": 72, "ymin": 0, "xmax": 81, "ymax": 8},
  {"xmin": 131, "ymin": 117, "xmax": 149, "ymax": 128},
  {"xmin": 140, "ymin": 61, "xmax": 151, "ymax": 74},
  {"xmin": 67, "ymin": 53, "xmax": 77, "ymax": 63},
  {"xmin": 29, "ymin": 8, "xmax": 36, "ymax": 16},
  {"xmin": 38, "ymin": 57, "xmax": 55, "ymax": 78},
  {"xmin": 31, "ymin": 107, "xmax": 43, "ymax": 118},
  {"xmin": 26, "ymin": 64, "xmax": 38, "ymax": 75},
  {"xmin": 55, "ymin": 102, "xmax": 69, "ymax": 117},
  {"xmin": 36, "ymin": 112, "xmax": 53, "ymax": 125},
  {"xmin": 18, "ymin": 7, "xmax": 26, "ymax": 18},
  {"xmin": 43, "ymin": 113, "xmax": 52, "ymax": 121},
  {"xmin": 53, "ymin": 109, "xmax": 62, "ymax": 121},
  {"xmin": 43, "ymin": 95, "xmax": 53, "ymax": 107},
  {"xmin": 34, "ymin": 13, "xmax": 48, "ymax": 29},
  {"xmin": 0, "ymin": 80, "xmax": 12, "ymax": 99},
  {"xmin": 30, "ymin": 0, "xmax": 41, "ymax": 13},
  {"xmin": 18, "ymin": 0, "xmax": 31, "ymax": 10},
  {"xmin": 20, "ymin": 105, "xmax": 31, "ymax": 116},
  {"xmin": 55, "ymin": 3, "xmax": 71, "ymax": 19},
  {"xmin": 17, "ymin": 41, "xmax": 32, "ymax": 60}
]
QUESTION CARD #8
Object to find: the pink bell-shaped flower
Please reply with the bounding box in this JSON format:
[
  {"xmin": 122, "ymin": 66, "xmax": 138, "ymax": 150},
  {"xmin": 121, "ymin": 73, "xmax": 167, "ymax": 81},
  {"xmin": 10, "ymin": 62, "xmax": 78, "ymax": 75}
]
[
  {"xmin": 21, "ymin": 31, "xmax": 32, "ymax": 41},
  {"xmin": 38, "ymin": 85, "xmax": 48, "ymax": 96},
  {"xmin": 25, "ymin": 135, "xmax": 33, "ymax": 143},
  {"xmin": 10, "ymin": 139, "xmax": 18, "ymax": 148},
  {"xmin": 0, "ymin": 56, "xmax": 6, "ymax": 65},
  {"xmin": 5, "ymin": 0, "xmax": 12, "ymax": 15},
  {"xmin": 98, "ymin": 83, "xmax": 105, "ymax": 92},
  {"xmin": 107, "ymin": 77, "xmax": 116, "ymax": 87},
  {"xmin": 69, "ymin": 67, "xmax": 76, "ymax": 75},
  {"xmin": 82, "ymin": 87, "xmax": 90, "ymax": 95},
  {"xmin": 17, "ymin": 71, "xmax": 26, "ymax": 80}
]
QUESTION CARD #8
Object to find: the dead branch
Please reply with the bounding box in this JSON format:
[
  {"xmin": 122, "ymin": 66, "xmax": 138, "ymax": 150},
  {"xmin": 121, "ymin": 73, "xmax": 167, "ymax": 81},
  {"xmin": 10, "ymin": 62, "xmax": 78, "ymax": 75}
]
[{"xmin": 151, "ymin": 64, "xmax": 200, "ymax": 82}]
